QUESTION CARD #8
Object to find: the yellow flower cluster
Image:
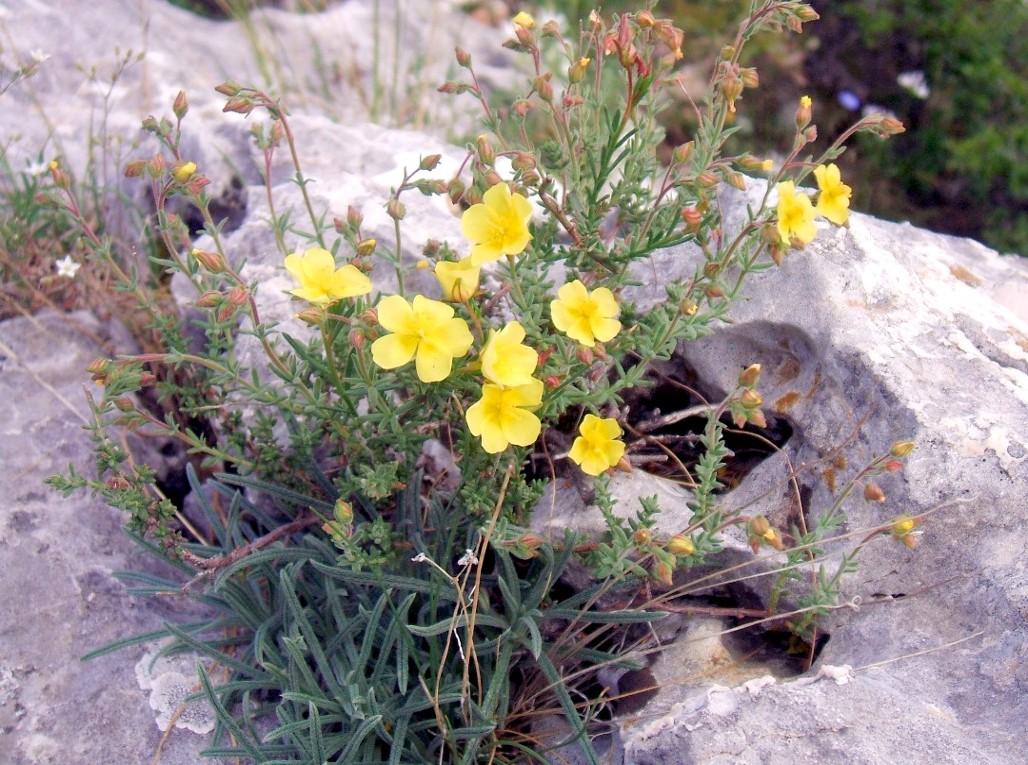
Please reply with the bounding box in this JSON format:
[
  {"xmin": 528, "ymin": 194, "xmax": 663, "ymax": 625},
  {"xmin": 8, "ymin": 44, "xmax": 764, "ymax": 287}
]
[
  {"xmin": 775, "ymin": 163, "xmax": 852, "ymax": 247},
  {"xmin": 282, "ymin": 183, "xmax": 626, "ymax": 473}
]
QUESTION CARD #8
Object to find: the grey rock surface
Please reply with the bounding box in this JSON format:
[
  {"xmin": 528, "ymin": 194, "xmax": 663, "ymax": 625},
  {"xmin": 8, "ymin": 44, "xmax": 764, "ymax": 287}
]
[
  {"xmin": 0, "ymin": 311, "xmax": 209, "ymax": 764},
  {"xmin": 609, "ymin": 188, "xmax": 1028, "ymax": 762}
]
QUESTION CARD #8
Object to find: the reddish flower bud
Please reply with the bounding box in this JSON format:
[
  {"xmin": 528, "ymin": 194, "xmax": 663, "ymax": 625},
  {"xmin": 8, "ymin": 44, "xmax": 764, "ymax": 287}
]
[{"xmin": 172, "ymin": 90, "xmax": 188, "ymax": 119}]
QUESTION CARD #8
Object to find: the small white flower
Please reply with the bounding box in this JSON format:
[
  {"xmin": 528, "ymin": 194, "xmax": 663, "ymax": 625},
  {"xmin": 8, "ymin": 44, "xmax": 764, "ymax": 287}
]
[
  {"xmin": 457, "ymin": 549, "xmax": 479, "ymax": 568},
  {"xmin": 410, "ymin": 553, "xmax": 429, "ymax": 563},
  {"xmin": 55, "ymin": 255, "xmax": 80, "ymax": 278},
  {"xmin": 896, "ymin": 70, "xmax": 929, "ymax": 100},
  {"xmin": 24, "ymin": 159, "xmax": 49, "ymax": 177},
  {"xmin": 30, "ymin": 49, "xmax": 50, "ymax": 64}
]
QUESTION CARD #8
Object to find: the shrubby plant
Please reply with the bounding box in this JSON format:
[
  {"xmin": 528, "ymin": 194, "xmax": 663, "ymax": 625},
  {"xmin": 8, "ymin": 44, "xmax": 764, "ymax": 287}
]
[{"xmin": 43, "ymin": 2, "xmax": 916, "ymax": 762}]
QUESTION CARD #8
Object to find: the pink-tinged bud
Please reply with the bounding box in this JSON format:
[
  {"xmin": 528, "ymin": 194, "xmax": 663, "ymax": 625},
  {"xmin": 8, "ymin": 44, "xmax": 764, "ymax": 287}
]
[
  {"xmin": 544, "ymin": 374, "xmax": 561, "ymax": 389},
  {"xmin": 705, "ymin": 285, "xmax": 724, "ymax": 299},
  {"xmin": 740, "ymin": 67, "xmax": 759, "ymax": 89},
  {"xmin": 879, "ymin": 116, "xmax": 905, "ymax": 136},
  {"xmin": 636, "ymin": 9, "xmax": 655, "ymax": 27},
  {"xmin": 890, "ymin": 441, "xmax": 916, "ymax": 458},
  {"xmin": 769, "ymin": 244, "xmax": 785, "ymax": 266},
  {"xmin": 347, "ymin": 205, "xmax": 363, "ymax": 229},
  {"xmin": 668, "ymin": 535, "xmax": 695, "ymax": 556},
  {"xmin": 512, "ymin": 98, "xmax": 533, "ymax": 117},
  {"xmin": 360, "ymin": 308, "xmax": 379, "ymax": 324},
  {"xmin": 804, "ymin": 125, "xmax": 818, "ymax": 142},
  {"xmin": 884, "ymin": 459, "xmax": 904, "ymax": 474},
  {"xmin": 748, "ymin": 515, "xmax": 784, "ymax": 551},
  {"xmin": 447, "ymin": 177, "xmax": 466, "ymax": 205},
  {"xmin": 672, "ymin": 141, "xmax": 695, "ymax": 165},
  {"xmin": 190, "ymin": 248, "xmax": 226, "ymax": 273},
  {"xmin": 787, "ymin": 14, "xmax": 803, "ymax": 34},
  {"xmin": 419, "ymin": 153, "xmax": 442, "ymax": 171},
  {"xmin": 226, "ymin": 285, "xmax": 249, "ymax": 306},
  {"xmin": 889, "ymin": 514, "xmax": 921, "ymax": 549},
  {"xmin": 87, "ymin": 357, "xmax": 112, "ymax": 377},
  {"xmin": 172, "ymin": 90, "xmax": 188, "ymax": 119},
  {"xmin": 615, "ymin": 455, "xmax": 633, "ymax": 473},
  {"xmin": 864, "ymin": 482, "xmax": 886, "ymax": 503},
  {"xmin": 511, "ymin": 152, "xmax": 536, "ymax": 172},
  {"xmin": 738, "ymin": 363, "xmax": 761, "ymax": 388},
  {"xmin": 215, "ymin": 80, "xmax": 243, "ymax": 96},
  {"xmin": 296, "ymin": 307, "xmax": 323, "ymax": 325},
  {"xmin": 562, "ymin": 94, "xmax": 584, "ymax": 108},
  {"xmin": 541, "ymin": 19, "xmax": 560, "ymax": 37},
  {"xmin": 724, "ymin": 169, "xmax": 747, "ymax": 191},
  {"xmin": 680, "ymin": 206, "xmax": 702, "ymax": 231},
  {"xmin": 633, "ymin": 528, "xmax": 652, "ymax": 547},
  {"xmin": 455, "ymin": 46, "xmax": 471, "ymax": 68},
  {"xmin": 476, "ymin": 134, "xmax": 496, "ymax": 165},
  {"xmin": 348, "ymin": 328, "xmax": 365, "ymax": 349},
  {"xmin": 123, "ymin": 160, "xmax": 146, "ymax": 178},
  {"xmin": 216, "ymin": 304, "xmax": 236, "ymax": 323},
  {"xmin": 334, "ymin": 499, "xmax": 354, "ymax": 525},
  {"xmin": 698, "ymin": 171, "xmax": 719, "ymax": 188},
  {"xmin": 519, "ymin": 533, "xmax": 544, "ymax": 552},
  {"xmin": 719, "ymin": 72, "xmax": 744, "ymax": 112},
  {"xmin": 703, "ymin": 262, "xmax": 721, "ymax": 278},
  {"xmin": 139, "ymin": 372, "xmax": 157, "ymax": 386},
  {"xmin": 356, "ymin": 238, "xmax": 377, "ymax": 257},
  {"xmin": 519, "ymin": 169, "xmax": 541, "ymax": 187},
  {"xmin": 652, "ymin": 560, "xmax": 674, "ymax": 587},
  {"xmin": 113, "ymin": 397, "xmax": 135, "ymax": 412},
  {"xmin": 48, "ymin": 160, "xmax": 70, "ymax": 190},
  {"xmin": 736, "ymin": 154, "xmax": 765, "ymax": 172},
  {"xmin": 141, "ymin": 115, "xmax": 160, "ymax": 133},
  {"xmin": 195, "ymin": 290, "xmax": 222, "ymax": 308},
  {"xmin": 172, "ymin": 161, "xmax": 197, "ymax": 184},
  {"xmin": 568, "ymin": 57, "xmax": 591, "ymax": 84},
  {"xmin": 514, "ymin": 24, "xmax": 535, "ymax": 47},
  {"xmin": 534, "ymin": 73, "xmax": 553, "ymax": 102},
  {"xmin": 483, "ymin": 170, "xmax": 503, "ymax": 188},
  {"xmin": 223, "ymin": 96, "xmax": 254, "ymax": 115},
  {"xmin": 576, "ymin": 346, "xmax": 594, "ymax": 365},
  {"xmin": 386, "ymin": 198, "xmax": 406, "ymax": 220},
  {"xmin": 106, "ymin": 476, "xmax": 130, "ymax": 490},
  {"xmin": 437, "ymin": 81, "xmax": 468, "ymax": 95},
  {"xmin": 748, "ymin": 409, "xmax": 767, "ymax": 428}
]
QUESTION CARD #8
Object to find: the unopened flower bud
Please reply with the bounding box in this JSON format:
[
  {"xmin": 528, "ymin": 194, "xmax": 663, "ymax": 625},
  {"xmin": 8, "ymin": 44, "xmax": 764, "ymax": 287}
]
[
  {"xmin": 740, "ymin": 67, "xmax": 759, "ymax": 89},
  {"xmin": 795, "ymin": 5, "xmax": 820, "ymax": 22},
  {"xmin": 804, "ymin": 125, "xmax": 818, "ymax": 142},
  {"xmin": 514, "ymin": 24, "xmax": 535, "ymax": 47},
  {"xmin": 576, "ymin": 346, "xmax": 594, "ymax": 365},
  {"xmin": 889, "ymin": 514, "xmax": 920, "ymax": 549},
  {"xmin": 719, "ymin": 73, "xmax": 743, "ymax": 112},
  {"xmin": 534, "ymin": 73, "xmax": 553, "ymax": 102},
  {"xmin": 562, "ymin": 94, "xmax": 584, "ymax": 108},
  {"xmin": 223, "ymin": 96, "xmax": 254, "ymax": 115},
  {"xmin": 740, "ymin": 389, "xmax": 762, "ymax": 409},
  {"xmin": 541, "ymin": 19, "xmax": 560, "ymax": 37},
  {"xmin": 419, "ymin": 153, "xmax": 442, "ymax": 171},
  {"xmin": 672, "ymin": 141, "xmax": 695, "ymax": 165},
  {"xmin": 483, "ymin": 170, "xmax": 503, "ymax": 188},
  {"xmin": 113, "ymin": 397, "xmax": 135, "ymax": 412},
  {"xmin": 890, "ymin": 441, "xmax": 915, "ymax": 458},
  {"xmin": 668, "ymin": 535, "xmax": 695, "ymax": 556},
  {"xmin": 296, "ymin": 307, "xmax": 324, "ymax": 325},
  {"xmin": 698, "ymin": 171, "xmax": 719, "ymax": 188},
  {"xmin": 106, "ymin": 476, "xmax": 130, "ymax": 490},
  {"xmin": 796, "ymin": 95, "xmax": 812, "ymax": 130},
  {"xmin": 386, "ymin": 198, "xmax": 406, "ymax": 220},
  {"xmin": 512, "ymin": 98, "xmax": 533, "ymax": 117},
  {"xmin": 455, "ymin": 46, "xmax": 471, "ymax": 68},
  {"xmin": 190, "ymin": 248, "xmax": 226, "ymax": 273},
  {"xmin": 681, "ymin": 206, "xmax": 702, "ymax": 232},
  {"xmin": 568, "ymin": 57, "xmax": 591, "ymax": 84},
  {"xmin": 513, "ymin": 10, "xmax": 535, "ymax": 29},
  {"xmin": 705, "ymin": 285, "xmax": 725, "ymax": 299},
  {"xmin": 864, "ymin": 482, "xmax": 886, "ymax": 503},
  {"xmin": 724, "ymin": 169, "xmax": 747, "ymax": 190},
  {"xmin": 738, "ymin": 363, "xmax": 761, "ymax": 388},
  {"xmin": 632, "ymin": 528, "xmax": 652, "ymax": 547},
  {"xmin": 215, "ymin": 80, "xmax": 243, "ymax": 97},
  {"xmin": 476, "ymin": 134, "xmax": 495, "ymax": 165},
  {"xmin": 448, "ymin": 177, "xmax": 466, "ymax": 205},
  {"xmin": 884, "ymin": 459, "xmax": 904, "ymax": 474},
  {"xmin": 878, "ymin": 116, "xmax": 905, "ymax": 136},
  {"xmin": 519, "ymin": 533, "xmax": 543, "ymax": 552},
  {"xmin": 87, "ymin": 357, "xmax": 112, "ymax": 377},
  {"xmin": 334, "ymin": 499, "xmax": 354, "ymax": 525},
  {"xmin": 172, "ymin": 161, "xmax": 197, "ymax": 184},
  {"xmin": 544, "ymin": 374, "xmax": 561, "ymax": 388},
  {"xmin": 348, "ymin": 328, "xmax": 366, "ymax": 349},
  {"xmin": 172, "ymin": 90, "xmax": 188, "ymax": 119},
  {"xmin": 226, "ymin": 285, "xmax": 249, "ymax": 306},
  {"xmin": 511, "ymin": 152, "xmax": 537, "ymax": 172},
  {"xmin": 48, "ymin": 160, "xmax": 69, "ymax": 190},
  {"xmin": 346, "ymin": 205, "xmax": 363, "ymax": 229},
  {"xmin": 356, "ymin": 238, "xmax": 377, "ymax": 257},
  {"xmin": 652, "ymin": 560, "xmax": 674, "ymax": 586},
  {"xmin": 123, "ymin": 160, "xmax": 146, "ymax": 178},
  {"xmin": 679, "ymin": 298, "xmax": 698, "ymax": 316},
  {"xmin": 195, "ymin": 290, "xmax": 222, "ymax": 308}
]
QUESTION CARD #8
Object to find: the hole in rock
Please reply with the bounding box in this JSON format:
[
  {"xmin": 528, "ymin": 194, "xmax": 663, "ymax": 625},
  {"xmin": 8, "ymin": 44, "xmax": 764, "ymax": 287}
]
[{"xmin": 623, "ymin": 360, "xmax": 793, "ymax": 487}]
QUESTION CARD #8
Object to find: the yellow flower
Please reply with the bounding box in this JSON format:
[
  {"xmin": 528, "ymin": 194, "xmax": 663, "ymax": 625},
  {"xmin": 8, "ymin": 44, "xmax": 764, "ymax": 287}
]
[
  {"xmin": 434, "ymin": 258, "xmax": 480, "ymax": 302},
  {"xmin": 371, "ymin": 294, "xmax": 473, "ymax": 382},
  {"xmin": 813, "ymin": 163, "xmax": 852, "ymax": 226},
  {"xmin": 466, "ymin": 378, "xmax": 544, "ymax": 453},
  {"xmin": 284, "ymin": 247, "xmax": 372, "ymax": 306},
  {"xmin": 550, "ymin": 280, "xmax": 621, "ymax": 347},
  {"xmin": 461, "ymin": 183, "xmax": 533, "ymax": 265},
  {"xmin": 775, "ymin": 181, "xmax": 817, "ymax": 246},
  {"xmin": 512, "ymin": 11, "xmax": 535, "ymax": 29},
  {"xmin": 172, "ymin": 161, "xmax": 196, "ymax": 183},
  {"xmin": 568, "ymin": 414, "xmax": 626, "ymax": 476},
  {"xmin": 800, "ymin": 95, "xmax": 812, "ymax": 108},
  {"xmin": 481, "ymin": 321, "xmax": 538, "ymax": 387}
]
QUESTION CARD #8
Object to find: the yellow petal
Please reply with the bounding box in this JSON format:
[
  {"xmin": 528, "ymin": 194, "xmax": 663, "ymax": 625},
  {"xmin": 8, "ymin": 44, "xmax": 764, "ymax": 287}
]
[
  {"xmin": 501, "ymin": 407, "xmax": 541, "ymax": 447},
  {"xmin": 376, "ymin": 295, "xmax": 416, "ymax": 333},
  {"xmin": 590, "ymin": 316, "xmax": 621, "ymax": 344},
  {"xmin": 371, "ymin": 333, "xmax": 418, "ymax": 369},
  {"xmin": 414, "ymin": 340, "xmax": 455, "ymax": 382}
]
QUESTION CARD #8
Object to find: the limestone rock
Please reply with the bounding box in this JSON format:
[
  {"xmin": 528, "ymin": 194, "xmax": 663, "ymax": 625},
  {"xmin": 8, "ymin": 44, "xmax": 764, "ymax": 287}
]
[{"xmin": 0, "ymin": 311, "xmax": 209, "ymax": 764}]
